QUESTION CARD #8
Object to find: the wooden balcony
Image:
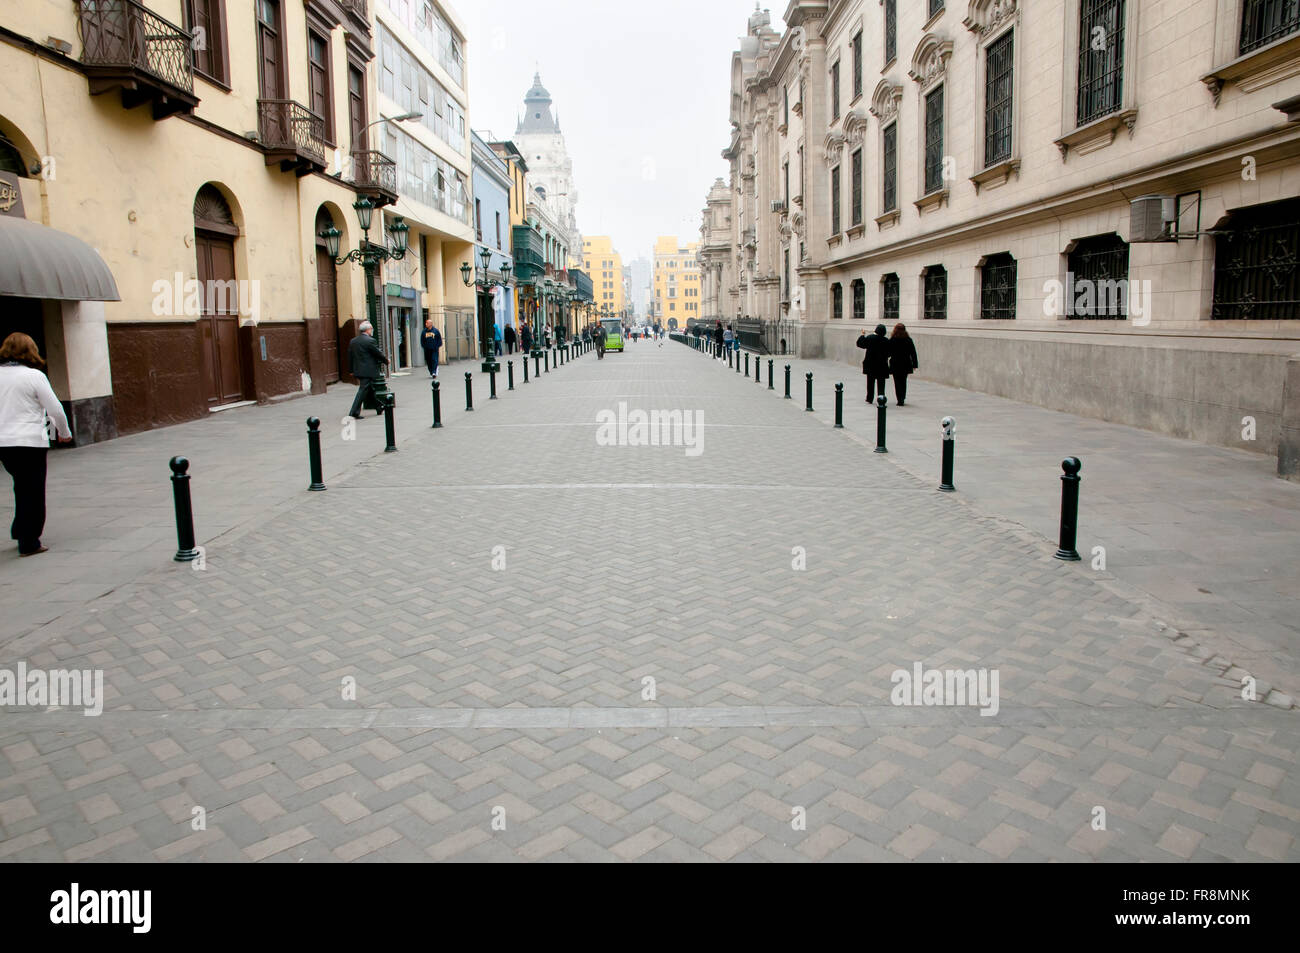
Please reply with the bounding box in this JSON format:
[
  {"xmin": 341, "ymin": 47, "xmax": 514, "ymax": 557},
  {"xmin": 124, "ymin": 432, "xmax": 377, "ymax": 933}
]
[
  {"xmin": 76, "ymin": 0, "xmax": 198, "ymax": 120},
  {"xmin": 351, "ymin": 150, "xmax": 397, "ymax": 207},
  {"xmin": 258, "ymin": 100, "xmax": 327, "ymax": 177}
]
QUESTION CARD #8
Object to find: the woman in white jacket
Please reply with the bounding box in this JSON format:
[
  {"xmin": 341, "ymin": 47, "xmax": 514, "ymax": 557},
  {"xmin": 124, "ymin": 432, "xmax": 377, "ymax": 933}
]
[{"xmin": 0, "ymin": 333, "xmax": 72, "ymax": 556}]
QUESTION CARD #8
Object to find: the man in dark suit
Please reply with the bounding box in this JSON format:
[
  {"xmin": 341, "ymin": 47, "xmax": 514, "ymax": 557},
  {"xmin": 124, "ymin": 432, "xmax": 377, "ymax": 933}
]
[
  {"xmin": 857, "ymin": 324, "xmax": 891, "ymax": 403},
  {"xmin": 348, "ymin": 321, "xmax": 389, "ymax": 419}
]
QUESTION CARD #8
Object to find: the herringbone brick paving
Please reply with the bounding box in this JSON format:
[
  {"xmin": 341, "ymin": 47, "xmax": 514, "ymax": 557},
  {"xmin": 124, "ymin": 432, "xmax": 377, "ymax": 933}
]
[{"xmin": 0, "ymin": 342, "xmax": 1296, "ymax": 861}]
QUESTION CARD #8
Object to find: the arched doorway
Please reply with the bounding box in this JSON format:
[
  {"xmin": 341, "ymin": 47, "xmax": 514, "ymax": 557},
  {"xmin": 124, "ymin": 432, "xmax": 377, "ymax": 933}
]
[
  {"xmin": 315, "ymin": 205, "xmax": 341, "ymax": 383},
  {"xmin": 193, "ymin": 184, "xmax": 247, "ymax": 406}
]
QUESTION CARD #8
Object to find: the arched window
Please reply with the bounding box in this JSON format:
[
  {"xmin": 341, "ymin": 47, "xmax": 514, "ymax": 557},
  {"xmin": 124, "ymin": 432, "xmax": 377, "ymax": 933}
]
[
  {"xmin": 1066, "ymin": 233, "xmax": 1128, "ymax": 319},
  {"xmin": 851, "ymin": 279, "xmax": 866, "ymax": 320},
  {"xmin": 1212, "ymin": 197, "xmax": 1300, "ymax": 320},
  {"xmin": 980, "ymin": 253, "xmax": 1017, "ymax": 319},
  {"xmin": 831, "ymin": 282, "xmax": 843, "ymax": 319},
  {"xmin": 882, "ymin": 273, "xmax": 900, "ymax": 321},
  {"xmin": 922, "ymin": 265, "xmax": 947, "ymax": 319}
]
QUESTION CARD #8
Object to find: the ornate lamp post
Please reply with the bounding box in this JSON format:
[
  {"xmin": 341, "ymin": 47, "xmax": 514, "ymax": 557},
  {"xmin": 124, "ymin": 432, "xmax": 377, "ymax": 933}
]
[
  {"xmin": 460, "ymin": 246, "xmax": 512, "ymax": 373},
  {"xmin": 322, "ymin": 198, "xmax": 409, "ymax": 406}
]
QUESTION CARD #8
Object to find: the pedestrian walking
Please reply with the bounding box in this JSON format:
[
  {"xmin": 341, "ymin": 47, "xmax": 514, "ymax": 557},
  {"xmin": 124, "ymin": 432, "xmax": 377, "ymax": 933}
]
[
  {"xmin": 420, "ymin": 317, "xmax": 442, "ymax": 379},
  {"xmin": 348, "ymin": 321, "xmax": 389, "ymax": 418},
  {"xmin": 595, "ymin": 324, "xmax": 606, "ymax": 359},
  {"xmin": 494, "ymin": 323, "xmax": 503, "ymax": 356},
  {"xmin": 889, "ymin": 322, "xmax": 919, "ymax": 406},
  {"xmin": 723, "ymin": 324, "xmax": 734, "ymax": 356},
  {"xmin": 857, "ymin": 323, "xmax": 891, "ymax": 403},
  {"xmin": 0, "ymin": 332, "xmax": 72, "ymax": 558},
  {"xmin": 521, "ymin": 322, "xmax": 533, "ymax": 353},
  {"xmin": 713, "ymin": 320, "xmax": 724, "ymax": 359},
  {"xmin": 504, "ymin": 323, "xmax": 517, "ymax": 355}
]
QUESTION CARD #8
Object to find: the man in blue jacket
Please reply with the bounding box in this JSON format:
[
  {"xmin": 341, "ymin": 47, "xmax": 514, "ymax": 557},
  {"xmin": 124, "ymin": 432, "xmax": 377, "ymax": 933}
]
[{"xmin": 421, "ymin": 317, "xmax": 442, "ymax": 379}]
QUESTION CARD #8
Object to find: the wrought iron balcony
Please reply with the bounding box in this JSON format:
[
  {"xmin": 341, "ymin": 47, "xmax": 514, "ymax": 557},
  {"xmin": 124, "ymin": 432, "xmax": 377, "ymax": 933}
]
[
  {"xmin": 351, "ymin": 150, "xmax": 397, "ymax": 206},
  {"xmin": 76, "ymin": 0, "xmax": 198, "ymax": 119},
  {"xmin": 258, "ymin": 100, "xmax": 327, "ymax": 176}
]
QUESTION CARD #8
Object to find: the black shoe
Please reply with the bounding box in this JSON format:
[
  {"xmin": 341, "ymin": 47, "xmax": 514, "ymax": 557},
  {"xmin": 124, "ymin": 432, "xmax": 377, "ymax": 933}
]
[{"xmin": 349, "ymin": 414, "xmax": 362, "ymax": 420}]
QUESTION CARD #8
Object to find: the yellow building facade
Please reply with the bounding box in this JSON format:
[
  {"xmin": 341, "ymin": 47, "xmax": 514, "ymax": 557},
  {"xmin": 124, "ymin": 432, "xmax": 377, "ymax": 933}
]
[
  {"xmin": 652, "ymin": 236, "xmax": 700, "ymax": 328},
  {"xmin": 0, "ymin": 0, "xmax": 473, "ymax": 440},
  {"xmin": 582, "ymin": 235, "xmax": 625, "ymax": 317}
]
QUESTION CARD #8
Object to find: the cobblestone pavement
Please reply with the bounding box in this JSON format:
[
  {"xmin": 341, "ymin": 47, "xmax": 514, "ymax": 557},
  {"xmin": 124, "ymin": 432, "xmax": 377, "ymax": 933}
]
[{"xmin": 1, "ymin": 341, "xmax": 1297, "ymax": 861}]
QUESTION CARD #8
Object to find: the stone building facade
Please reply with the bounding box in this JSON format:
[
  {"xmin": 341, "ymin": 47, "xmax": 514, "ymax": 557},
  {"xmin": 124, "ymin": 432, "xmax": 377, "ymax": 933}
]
[{"xmin": 707, "ymin": 0, "xmax": 1300, "ymax": 470}]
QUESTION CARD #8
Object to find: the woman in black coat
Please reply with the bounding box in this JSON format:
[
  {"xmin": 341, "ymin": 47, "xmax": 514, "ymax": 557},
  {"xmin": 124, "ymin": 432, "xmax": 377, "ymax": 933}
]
[
  {"xmin": 888, "ymin": 322, "xmax": 919, "ymax": 406},
  {"xmin": 856, "ymin": 324, "xmax": 891, "ymax": 402},
  {"xmin": 713, "ymin": 320, "xmax": 725, "ymax": 359}
]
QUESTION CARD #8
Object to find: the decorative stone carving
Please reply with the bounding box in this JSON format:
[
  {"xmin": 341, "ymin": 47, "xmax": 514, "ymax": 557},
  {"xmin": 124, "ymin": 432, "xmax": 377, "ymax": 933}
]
[
  {"xmin": 823, "ymin": 130, "xmax": 847, "ymax": 164},
  {"xmin": 869, "ymin": 80, "xmax": 903, "ymax": 122},
  {"xmin": 909, "ymin": 35, "xmax": 955, "ymax": 87},
  {"xmin": 843, "ymin": 107, "xmax": 870, "ymax": 146},
  {"xmin": 963, "ymin": 0, "xmax": 1018, "ymax": 37}
]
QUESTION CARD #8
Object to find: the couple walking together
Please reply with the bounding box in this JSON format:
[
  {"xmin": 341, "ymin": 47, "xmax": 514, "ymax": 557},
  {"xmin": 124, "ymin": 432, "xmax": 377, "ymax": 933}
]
[{"xmin": 857, "ymin": 322, "xmax": 918, "ymax": 405}]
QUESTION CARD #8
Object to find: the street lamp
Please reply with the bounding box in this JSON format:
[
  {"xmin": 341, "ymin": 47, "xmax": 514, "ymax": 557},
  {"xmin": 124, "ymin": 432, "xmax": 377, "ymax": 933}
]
[
  {"xmin": 322, "ymin": 198, "xmax": 410, "ymax": 407},
  {"xmin": 460, "ymin": 247, "xmax": 512, "ymax": 371}
]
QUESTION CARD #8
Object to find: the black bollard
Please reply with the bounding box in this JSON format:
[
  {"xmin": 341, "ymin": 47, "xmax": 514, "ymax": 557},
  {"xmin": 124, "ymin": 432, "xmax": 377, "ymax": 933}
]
[
  {"xmin": 744, "ymin": 352, "xmax": 750, "ymax": 376},
  {"xmin": 534, "ymin": 352, "xmax": 541, "ymax": 378},
  {"xmin": 523, "ymin": 355, "xmax": 530, "ymax": 383},
  {"xmin": 507, "ymin": 360, "xmax": 515, "ymax": 391},
  {"xmin": 768, "ymin": 359, "xmax": 774, "ymax": 390},
  {"xmin": 736, "ymin": 349, "xmax": 742, "ymax": 374},
  {"xmin": 727, "ymin": 348, "xmax": 733, "ymax": 369},
  {"xmin": 874, "ymin": 394, "xmax": 888, "ymax": 453},
  {"xmin": 431, "ymin": 380, "xmax": 442, "ymax": 428},
  {"xmin": 544, "ymin": 350, "xmax": 549, "ymax": 373},
  {"xmin": 465, "ymin": 372, "xmax": 474, "ymax": 412},
  {"xmin": 169, "ymin": 456, "xmax": 199, "ymax": 562},
  {"xmin": 755, "ymin": 355, "xmax": 761, "ymax": 383},
  {"xmin": 306, "ymin": 417, "xmax": 326, "ymax": 491},
  {"xmin": 835, "ymin": 383, "xmax": 844, "ymax": 428},
  {"xmin": 805, "ymin": 372, "xmax": 814, "ymax": 411},
  {"xmin": 784, "ymin": 364, "xmax": 792, "ymax": 399},
  {"xmin": 383, "ymin": 393, "xmax": 397, "ymax": 452},
  {"xmin": 939, "ymin": 417, "xmax": 956, "ymax": 492},
  {"xmin": 489, "ymin": 363, "xmax": 498, "ymax": 400},
  {"xmin": 1055, "ymin": 457, "xmax": 1083, "ymax": 561}
]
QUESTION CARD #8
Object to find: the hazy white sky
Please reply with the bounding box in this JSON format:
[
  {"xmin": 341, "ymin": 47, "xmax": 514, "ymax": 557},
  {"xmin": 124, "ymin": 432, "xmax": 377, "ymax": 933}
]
[{"xmin": 464, "ymin": 0, "xmax": 784, "ymax": 265}]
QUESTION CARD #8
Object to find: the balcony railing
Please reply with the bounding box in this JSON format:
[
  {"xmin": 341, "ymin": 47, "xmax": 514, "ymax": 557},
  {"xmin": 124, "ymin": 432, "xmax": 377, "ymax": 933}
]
[
  {"xmin": 351, "ymin": 149, "xmax": 397, "ymax": 205},
  {"xmin": 258, "ymin": 99, "xmax": 326, "ymax": 172},
  {"xmin": 76, "ymin": 0, "xmax": 197, "ymax": 118}
]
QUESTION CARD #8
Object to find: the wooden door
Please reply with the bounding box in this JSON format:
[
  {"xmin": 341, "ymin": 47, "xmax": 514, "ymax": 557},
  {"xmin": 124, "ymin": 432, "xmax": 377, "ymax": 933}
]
[
  {"xmin": 348, "ymin": 64, "xmax": 366, "ymax": 153},
  {"xmin": 307, "ymin": 30, "xmax": 331, "ymax": 141},
  {"xmin": 256, "ymin": 0, "xmax": 282, "ymax": 99},
  {"xmin": 316, "ymin": 245, "xmax": 340, "ymax": 383},
  {"xmin": 196, "ymin": 232, "xmax": 243, "ymax": 405}
]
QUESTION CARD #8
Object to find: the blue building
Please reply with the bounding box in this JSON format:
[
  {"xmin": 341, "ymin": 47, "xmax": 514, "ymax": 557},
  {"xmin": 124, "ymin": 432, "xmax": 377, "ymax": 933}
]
[{"xmin": 470, "ymin": 132, "xmax": 515, "ymax": 358}]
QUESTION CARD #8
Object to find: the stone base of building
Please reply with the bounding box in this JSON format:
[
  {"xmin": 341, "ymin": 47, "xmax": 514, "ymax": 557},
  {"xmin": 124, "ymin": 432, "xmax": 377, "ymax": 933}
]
[{"xmin": 821, "ymin": 324, "xmax": 1300, "ymax": 466}]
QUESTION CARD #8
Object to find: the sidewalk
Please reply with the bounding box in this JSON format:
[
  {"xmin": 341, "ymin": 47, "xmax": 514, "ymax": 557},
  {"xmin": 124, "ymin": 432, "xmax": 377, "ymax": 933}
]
[
  {"xmin": 0, "ymin": 353, "xmax": 557, "ymax": 643},
  {"xmin": 706, "ymin": 342, "xmax": 1300, "ymax": 699}
]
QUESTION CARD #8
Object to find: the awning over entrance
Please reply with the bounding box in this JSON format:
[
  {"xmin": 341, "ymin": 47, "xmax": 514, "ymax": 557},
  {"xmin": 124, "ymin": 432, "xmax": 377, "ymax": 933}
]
[{"xmin": 0, "ymin": 215, "xmax": 120, "ymax": 301}]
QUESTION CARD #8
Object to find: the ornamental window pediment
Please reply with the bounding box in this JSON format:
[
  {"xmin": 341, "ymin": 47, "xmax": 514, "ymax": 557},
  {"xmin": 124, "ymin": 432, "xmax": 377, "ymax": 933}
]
[
  {"xmin": 962, "ymin": 0, "xmax": 1018, "ymax": 38},
  {"xmin": 869, "ymin": 80, "xmax": 903, "ymax": 122},
  {"xmin": 909, "ymin": 34, "xmax": 954, "ymax": 88}
]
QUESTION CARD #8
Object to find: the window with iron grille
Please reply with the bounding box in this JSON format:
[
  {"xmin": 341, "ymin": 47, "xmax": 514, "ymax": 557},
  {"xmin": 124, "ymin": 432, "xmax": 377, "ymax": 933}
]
[
  {"xmin": 1212, "ymin": 197, "xmax": 1300, "ymax": 319},
  {"xmin": 929, "ymin": 0, "xmax": 945, "ymax": 18},
  {"xmin": 1240, "ymin": 0, "xmax": 1300, "ymax": 53},
  {"xmin": 851, "ymin": 149, "xmax": 863, "ymax": 227},
  {"xmin": 783, "ymin": 249, "xmax": 791, "ymax": 300},
  {"xmin": 831, "ymin": 283, "xmax": 843, "ymax": 319},
  {"xmin": 924, "ymin": 86, "xmax": 944, "ymax": 195},
  {"xmin": 885, "ymin": 0, "xmax": 897, "ymax": 65},
  {"xmin": 852, "ymin": 280, "xmax": 866, "ymax": 320},
  {"xmin": 831, "ymin": 61, "xmax": 841, "ymax": 120},
  {"xmin": 1066, "ymin": 233, "xmax": 1129, "ymax": 319},
  {"xmin": 984, "ymin": 29, "xmax": 1014, "ymax": 167},
  {"xmin": 882, "ymin": 123, "xmax": 898, "ymax": 212},
  {"xmin": 831, "ymin": 164, "xmax": 841, "ymax": 234},
  {"xmin": 980, "ymin": 253, "xmax": 1017, "ymax": 319},
  {"xmin": 1078, "ymin": 0, "xmax": 1125, "ymax": 126},
  {"xmin": 883, "ymin": 273, "xmax": 900, "ymax": 321},
  {"xmin": 852, "ymin": 31, "xmax": 863, "ymax": 99},
  {"xmin": 924, "ymin": 266, "xmax": 947, "ymax": 319}
]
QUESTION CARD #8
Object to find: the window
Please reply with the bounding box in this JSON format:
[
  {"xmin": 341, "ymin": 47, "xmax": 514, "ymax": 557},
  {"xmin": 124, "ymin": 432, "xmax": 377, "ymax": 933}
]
[
  {"xmin": 980, "ymin": 253, "xmax": 1017, "ymax": 319},
  {"xmin": 831, "ymin": 61, "xmax": 841, "ymax": 120},
  {"xmin": 831, "ymin": 165, "xmax": 841, "ymax": 234},
  {"xmin": 307, "ymin": 30, "xmax": 333, "ymax": 142},
  {"xmin": 1077, "ymin": 0, "xmax": 1125, "ymax": 125},
  {"xmin": 923, "ymin": 266, "xmax": 947, "ymax": 319},
  {"xmin": 1212, "ymin": 197, "xmax": 1300, "ymax": 319},
  {"xmin": 885, "ymin": 0, "xmax": 897, "ymax": 65},
  {"xmin": 1066, "ymin": 233, "xmax": 1129, "ymax": 319},
  {"xmin": 783, "ymin": 160, "xmax": 790, "ymax": 205},
  {"xmin": 929, "ymin": 0, "xmax": 945, "ymax": 18},
  {"xmin": 852, "ymin": 31, "xmax": 863, "ymax": 99},
  {"xmin": 985, "ymin": 30, "xmax": 1014, "ymax": 166},
  {"xmin": 851, "ymin": 149, "xmax": 863, "ymax": 227},
  {"xmin": 474, "ymin": 199, "xmax": 482, "ymax": 241},
  {"xmin": 784, "ymin": 84, "xmax": 789, "ymax": 127},
  {"xmin": 852, "ymin": 279, "xmax": 866, "ymax": 320},
  {"xmin": 882, "ymin": 123, "xmax": 897, "ymax": 212},
  {"xmin": 186, "ymin": 0, "xmax": 228, "ymax": 85},
  {"xmin": 495, "ymin": 212, "xmax": 501, "ymax": 250},
  {"xmin": 783, "ymin": 249, "xmax": 791, "ymax": 300},
  {"xmin": 924, "ymin": 86, "xmax": 944, "ymax": 194},
  {"xmin": 1240, "ymin": 0, "xmax": 1300, "ymax": 53},
  {"xmin": 882, "ymin": 273, "xmax": 900, "ymax": 321},
  {"xmin": 831, "ymin": 283, "xmax": 843, "ymax": 319}
]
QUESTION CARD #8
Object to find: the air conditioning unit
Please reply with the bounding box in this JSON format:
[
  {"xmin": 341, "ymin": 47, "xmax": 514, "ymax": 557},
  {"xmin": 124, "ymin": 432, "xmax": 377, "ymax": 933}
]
[
  {"xmin": 770, "ymin": 200, "xmax": 787, "ymax": 213},
  {"xmin": 1130, "ymin": 195, "xmax": 1176, "ymax": 242}
]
